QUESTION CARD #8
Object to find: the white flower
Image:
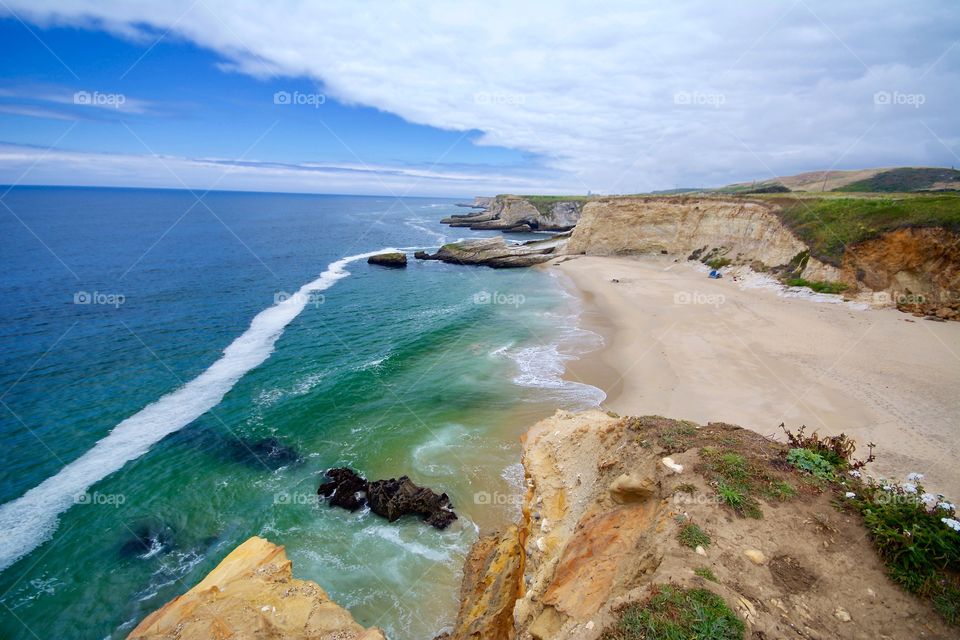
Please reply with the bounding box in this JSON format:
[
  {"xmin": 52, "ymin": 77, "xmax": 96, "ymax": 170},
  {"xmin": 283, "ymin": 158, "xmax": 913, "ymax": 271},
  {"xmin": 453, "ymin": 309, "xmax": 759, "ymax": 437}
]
[
  {"xmin": 845, "ymin": 492, "xmax": 856, "ymax": 498},
  {"xmin": 902, "ymin": 483, "xmax": 918, "ymax": 494},
  {"xmin": 942, "ymin": 518, "xmax": 960, "ymax": 532},
  {"xmin": 848, "ymin": 470, "xmax": 861, "ymax": 478},
  {"xmin": 882, "ymin": 484, "xmax": 892, "ymax": 492},
  {"xmin": 906, "ymin": 472, "xmax": 924, "ymax": 482},
  {"xmin": 938, "ymin": 502, "xmax": 956, "ymax": 512},
  {"xmin": 921, "ymin": 493, "xmax": 940, "ymax": 508}
]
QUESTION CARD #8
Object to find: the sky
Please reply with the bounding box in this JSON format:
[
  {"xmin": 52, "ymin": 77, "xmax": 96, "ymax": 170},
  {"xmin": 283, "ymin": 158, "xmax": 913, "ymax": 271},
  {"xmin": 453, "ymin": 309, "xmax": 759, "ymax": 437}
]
[{"xmin": 0, "ymin": 1, "xmax": 957, "ymax": 197}]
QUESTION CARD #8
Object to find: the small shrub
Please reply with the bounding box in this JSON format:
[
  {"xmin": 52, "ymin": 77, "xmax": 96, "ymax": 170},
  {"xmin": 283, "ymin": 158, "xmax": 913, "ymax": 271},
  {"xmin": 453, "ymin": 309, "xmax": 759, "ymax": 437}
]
[
  {"xmin": 787, "ymin": 448, "xmax": 837, "ymax": 481},
  {"xmin": 695, "ymin": 567, "xmax": 718, "ymax": 582},
  {"xmin": 604, "ymin": 585, "xmax": 745, "ymax": 640},
  {"xmin": 785, "ymin": 277, "xmax": 848, "ymax": 294},
  {"xmin": 780, "ymin": 423, "xmax": 875, "ymax": 470},
  {"xmin": 854, "ymin": 478, "xmax": 960, "ymax": 626},
  {"xmin": 706, "ymin": 257, "xmax": 732, "ymax": 269},
  {"xmin": 679, "ymin": 523, "xmax": 711, "ymax": 548},
  {"xmin": 763, "ymin": 480, "xmax": 797, "ymax": 501}
]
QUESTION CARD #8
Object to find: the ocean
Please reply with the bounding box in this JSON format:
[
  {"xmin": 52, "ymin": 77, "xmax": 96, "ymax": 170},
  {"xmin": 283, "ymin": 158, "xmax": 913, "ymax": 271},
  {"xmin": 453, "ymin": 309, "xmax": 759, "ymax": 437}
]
[{"xmin": 0, "ymin": 187, "xmax": 603, "ymax": 639}]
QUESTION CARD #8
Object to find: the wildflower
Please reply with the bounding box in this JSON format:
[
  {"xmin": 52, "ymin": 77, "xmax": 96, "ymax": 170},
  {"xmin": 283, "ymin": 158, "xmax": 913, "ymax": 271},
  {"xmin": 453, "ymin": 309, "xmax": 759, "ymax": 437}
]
[
  {"xmin": 921, "ymin": 493, "xmax": 939, "ymax": 509},
  {"xmin": 844, "ymin": 492, "xmax": 856, "ymax": 499},
  {"xmin": 906, "ymin": 472, "xmax": 924, "ymax": 482},
  {"xmin": 938, "ymin": 501, "xmax": 956, "ymax": 512},
  {"xmin": 848, "ymin": 470, "xmax": 861, "ymax": 479},
  {"xmin": 902, "ymin": 483, "xmax": 917, "ymax": 494},
  {"xmin": 942, "ymin": 518, "xmax": 960, "ymax": 532}
]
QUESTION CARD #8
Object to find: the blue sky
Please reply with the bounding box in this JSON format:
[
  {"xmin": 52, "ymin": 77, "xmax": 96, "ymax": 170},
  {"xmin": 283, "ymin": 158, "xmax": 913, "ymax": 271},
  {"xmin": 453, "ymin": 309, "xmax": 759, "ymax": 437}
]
[{"xmin": 0, "ymin": 1, "xmax": 957, "ymax": 195}]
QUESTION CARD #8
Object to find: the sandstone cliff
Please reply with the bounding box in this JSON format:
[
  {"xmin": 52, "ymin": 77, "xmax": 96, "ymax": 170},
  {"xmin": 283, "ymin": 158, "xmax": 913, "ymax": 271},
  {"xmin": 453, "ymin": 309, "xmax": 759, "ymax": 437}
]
[
  {"xmin": 128, "ymin": 536, "xmax": 384, "ymax": 640},
  {"xmin": 442, "ymin": 196, "xmax": 585, "ymax": 232},
  {"xmin": 562, "ymin": 195, "xmax": 960, "ymax": 315},
  {"xmin": 441, "ymin": 410, "xmax": 956, "ymax": 639}
]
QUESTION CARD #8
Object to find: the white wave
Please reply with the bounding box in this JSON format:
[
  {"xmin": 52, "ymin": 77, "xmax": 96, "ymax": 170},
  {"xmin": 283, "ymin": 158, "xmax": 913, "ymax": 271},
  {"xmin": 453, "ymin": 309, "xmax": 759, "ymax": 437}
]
[
  {"xmin": 0, "ymin": 248, "xmax": 397, "ymax": 573},
  {"xmin": 404, "ymin": 217, "xmax": 447, "ymax": 245},
  {"xmin": 360, "ymin": 523, "xmax": 452, "ymax": 563}
]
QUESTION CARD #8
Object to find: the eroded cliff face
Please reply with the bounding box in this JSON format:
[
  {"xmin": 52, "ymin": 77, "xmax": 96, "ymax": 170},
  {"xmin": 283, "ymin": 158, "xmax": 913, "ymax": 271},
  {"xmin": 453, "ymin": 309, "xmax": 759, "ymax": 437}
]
[
  {"xmin": 840, "ymin": 227, "xmax": 960, "ymax": 312},
  {"xmin": 129, "ymin": 536, "xmax": 384, "ymax": 640},
  {"xmin": 442, "ymin": 410, "xmax": 956, "ymax": 640},
  {"xmin": 565, "ymin": 196, "xmax": 806, "ymax": 268}
]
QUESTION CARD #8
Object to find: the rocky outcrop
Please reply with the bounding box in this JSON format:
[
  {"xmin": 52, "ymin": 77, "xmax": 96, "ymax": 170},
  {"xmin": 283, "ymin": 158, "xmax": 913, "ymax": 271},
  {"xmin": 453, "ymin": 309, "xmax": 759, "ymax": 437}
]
[
  {"xmin": 128, "ymin": 536, "xmax": 384, "ymax": 640},
  {"xmin": 441, "ymin": 410, "xmax": 956, "ymax": 639},
  {"xmin": 565, "ymin": 196, "xmax": 807, "ymax": 268},
  {"xmin": 318, "ymin": 467, "xmax": 457, "ymax": 529},
  {"xmin": 367, "ymin": 252, "xmax": 408, "ymax": 268},
  {"xmin": 417, "ymin": 235, "xmax": 566, "ymax": 268},
  {"xmin": 442, "ymin": 196, "xmax": 585, "ymax": 232}
]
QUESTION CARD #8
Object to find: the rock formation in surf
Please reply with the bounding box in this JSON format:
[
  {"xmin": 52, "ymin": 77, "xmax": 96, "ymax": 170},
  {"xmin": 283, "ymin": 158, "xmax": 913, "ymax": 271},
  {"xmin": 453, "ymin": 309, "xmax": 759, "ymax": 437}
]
[
  {"xmin": 417, "ymin": 235, "xmax": 566, "ymax": 268},
  {"xmin": 367, "ymin": 252, "xmax": 408, "ymax": 268},
  {"xmin": 318, "ymin": 467, "xmax": 457, "ymax": 529},
  {"xmin": 441, "ymin": 195, "xmax": 586, "ymax": 232}
]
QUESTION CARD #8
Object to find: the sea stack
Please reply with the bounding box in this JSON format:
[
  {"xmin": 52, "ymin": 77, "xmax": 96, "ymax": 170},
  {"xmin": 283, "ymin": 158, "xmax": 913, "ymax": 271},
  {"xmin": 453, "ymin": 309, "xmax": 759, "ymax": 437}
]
[{"xmin": 367, "ymin": 252, "xmax": 408, "ymax": 268}]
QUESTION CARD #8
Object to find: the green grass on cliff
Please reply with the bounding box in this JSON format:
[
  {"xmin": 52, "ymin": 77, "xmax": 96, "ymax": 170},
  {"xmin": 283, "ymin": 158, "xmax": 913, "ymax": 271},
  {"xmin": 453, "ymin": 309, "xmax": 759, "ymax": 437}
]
[
  {"xmin": 603, "ymin": 585, "xmax": 745, "ymax": 640},
  {"xmin": 764, "ymin": 193, "xmax": 960, "ymax": 264}
]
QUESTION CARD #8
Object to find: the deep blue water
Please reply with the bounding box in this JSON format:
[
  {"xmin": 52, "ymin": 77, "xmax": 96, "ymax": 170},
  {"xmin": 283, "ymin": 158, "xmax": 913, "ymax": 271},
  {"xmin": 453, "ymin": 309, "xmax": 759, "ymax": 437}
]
[{"xmin": 0, "ymin": 186, "xmax": 601, "ymax": 639}]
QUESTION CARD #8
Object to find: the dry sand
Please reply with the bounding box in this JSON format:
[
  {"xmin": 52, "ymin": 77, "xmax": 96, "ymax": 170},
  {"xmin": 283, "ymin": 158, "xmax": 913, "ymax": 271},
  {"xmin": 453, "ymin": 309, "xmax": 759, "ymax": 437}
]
[{"xmin": 554, "ymin": 255, "xmax": 960, "ymax": 499}]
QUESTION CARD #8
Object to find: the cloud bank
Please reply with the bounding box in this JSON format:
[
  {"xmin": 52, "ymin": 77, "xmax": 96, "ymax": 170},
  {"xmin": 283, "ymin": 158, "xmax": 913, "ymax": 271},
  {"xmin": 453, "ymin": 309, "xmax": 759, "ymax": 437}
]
[{"xmin": 3, "ymin": 0, "xmax": 959, "ymax": 193}]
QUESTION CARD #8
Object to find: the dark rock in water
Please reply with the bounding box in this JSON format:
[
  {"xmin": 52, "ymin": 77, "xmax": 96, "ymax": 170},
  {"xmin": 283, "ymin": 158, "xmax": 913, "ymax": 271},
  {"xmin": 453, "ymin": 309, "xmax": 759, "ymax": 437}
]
[
  {"xmin": 317, "ymin": 468, "xmax": 457, "ymax": 529},
  {"xmin": 120, "ymin": 521, "xmax": 174, "ymax": 559},
  {"xmin": 367, "ymin": 252, "xmax": 408, "ymax": 268},
  {"xmin": 318, "ymin": 467, "xmax": 369, "ymax": 511},
  {"xmin": 368, "ymin": 476, "xmax": 458, "ymax": 529},
  {"xmin": 230, "ymin": 437, "xmax": 301, "ymax": 470},
  {"xmin": 414, "ymin": 250, "xmax": 431, "ymax": 260}
]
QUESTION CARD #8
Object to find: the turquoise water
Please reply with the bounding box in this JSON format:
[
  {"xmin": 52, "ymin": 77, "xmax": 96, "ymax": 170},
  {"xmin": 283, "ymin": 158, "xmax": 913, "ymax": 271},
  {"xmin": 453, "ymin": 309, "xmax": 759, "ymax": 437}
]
[{"xmin": 0, "ymin": 187, "xmax": 602, "ymax": 639}]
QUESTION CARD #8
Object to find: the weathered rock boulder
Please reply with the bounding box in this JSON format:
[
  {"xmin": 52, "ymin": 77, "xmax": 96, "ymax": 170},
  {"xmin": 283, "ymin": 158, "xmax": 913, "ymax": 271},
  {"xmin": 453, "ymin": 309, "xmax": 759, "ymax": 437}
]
[
  {"xmin": 367, "ymin": 252, "xmax": 407, "ymax": 268},
  {"xmin": 128, "ymin": 536, "xmax": 384, "ymax": 640},
  {"xmin": 420, "ymin": 235, "xmax": 565, "ymax": 268},
  {"xmin": 318, "ymin": 467, "xmax": 369, "ymax": 511},
  {"xmin": 367, "ymin": 476, "xmax": 457, "ymax": 529},
  {"xmin": 318, "ymin": 467, "xmax": 457, "ymax": 529}
]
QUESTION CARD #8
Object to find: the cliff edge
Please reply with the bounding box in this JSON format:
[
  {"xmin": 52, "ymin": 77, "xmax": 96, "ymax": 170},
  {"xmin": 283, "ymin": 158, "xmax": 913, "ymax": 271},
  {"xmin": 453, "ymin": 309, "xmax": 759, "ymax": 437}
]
[{"xmin": 128, "ymin": 536, "xmax": 385, "ymax": 640}]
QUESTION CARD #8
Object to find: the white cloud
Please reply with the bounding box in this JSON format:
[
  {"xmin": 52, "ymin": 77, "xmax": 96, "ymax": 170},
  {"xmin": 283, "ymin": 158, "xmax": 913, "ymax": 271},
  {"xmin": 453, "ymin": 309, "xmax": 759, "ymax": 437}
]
[{"xmin": 2, "ymin": 0, "xmax": 958, "ymax": 192}]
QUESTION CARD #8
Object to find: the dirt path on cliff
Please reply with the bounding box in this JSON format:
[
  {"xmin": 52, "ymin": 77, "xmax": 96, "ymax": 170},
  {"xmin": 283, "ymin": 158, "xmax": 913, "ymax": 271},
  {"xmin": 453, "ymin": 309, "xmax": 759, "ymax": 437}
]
[{"xmin": 555, "ymin": 255, "xmax": 960, "ymax": 500}]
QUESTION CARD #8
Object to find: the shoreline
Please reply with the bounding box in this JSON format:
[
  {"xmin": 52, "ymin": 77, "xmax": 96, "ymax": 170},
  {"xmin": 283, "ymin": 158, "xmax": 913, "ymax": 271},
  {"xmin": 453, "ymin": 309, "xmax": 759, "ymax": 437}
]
[{"xmin": 555, "ymin": 254, "xmax": 960, "ymax": 499}]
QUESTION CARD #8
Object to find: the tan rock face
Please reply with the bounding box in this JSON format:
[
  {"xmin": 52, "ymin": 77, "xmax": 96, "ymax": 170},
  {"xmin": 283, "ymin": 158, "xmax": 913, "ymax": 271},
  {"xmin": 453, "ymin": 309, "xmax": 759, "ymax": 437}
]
[
  {"xmin": 841, "ymin": 226, "xmax": 960, "ymax": 306},
  {"xmin": 566, "ymin": 197, "xmax": 807, "ymax": 267},
  {"xmin": 128, "ymin": 536, "xmax": 384, "ymax": 640}
]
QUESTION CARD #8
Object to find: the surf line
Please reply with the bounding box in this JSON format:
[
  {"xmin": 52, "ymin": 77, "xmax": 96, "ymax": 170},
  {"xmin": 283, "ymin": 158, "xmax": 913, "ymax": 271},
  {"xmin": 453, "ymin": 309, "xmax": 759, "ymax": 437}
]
[{"xmin": 0, "ymin": 248, "xmax": 397, "ymax": 573}]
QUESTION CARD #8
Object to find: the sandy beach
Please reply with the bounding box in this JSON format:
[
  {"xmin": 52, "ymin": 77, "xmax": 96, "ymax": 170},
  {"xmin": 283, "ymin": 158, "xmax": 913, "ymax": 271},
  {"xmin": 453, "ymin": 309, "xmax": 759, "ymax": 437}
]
[{"xmin": 555, "ymin": 255, "xmax": 960, "ymax": 499}]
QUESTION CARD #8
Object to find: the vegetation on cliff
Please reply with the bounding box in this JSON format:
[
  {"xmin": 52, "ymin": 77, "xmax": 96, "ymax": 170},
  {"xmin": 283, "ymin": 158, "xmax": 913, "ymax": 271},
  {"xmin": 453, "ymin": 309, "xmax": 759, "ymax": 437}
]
[
  {"xmin": 833, "ymin": 167, "xmax": 960, "ymax": 193},
  {"xmin": 766, "ymin": 193, "xmax": 960, "ymax": 264}
]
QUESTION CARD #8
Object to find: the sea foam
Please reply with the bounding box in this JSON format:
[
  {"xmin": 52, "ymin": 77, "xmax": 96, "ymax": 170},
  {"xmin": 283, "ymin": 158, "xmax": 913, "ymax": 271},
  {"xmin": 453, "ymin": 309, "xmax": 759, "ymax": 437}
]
[{"xmin": 0, "ymin": 249, "xmax": 396, "ymax": 573}]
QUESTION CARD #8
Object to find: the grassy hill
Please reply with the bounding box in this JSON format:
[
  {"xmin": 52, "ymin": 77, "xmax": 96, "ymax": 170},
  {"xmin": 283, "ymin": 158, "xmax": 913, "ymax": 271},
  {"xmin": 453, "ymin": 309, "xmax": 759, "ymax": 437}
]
[{"xmin": 833, "ymin": 167, "xmax": 960, "ymax": 192}]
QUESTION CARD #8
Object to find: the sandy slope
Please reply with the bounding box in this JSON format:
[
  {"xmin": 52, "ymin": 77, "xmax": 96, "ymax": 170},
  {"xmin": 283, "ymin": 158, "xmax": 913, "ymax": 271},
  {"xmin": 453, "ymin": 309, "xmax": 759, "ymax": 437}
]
[{"xmin": 554, "ymin": 255, "xmax": 960, "ymax": 500}]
